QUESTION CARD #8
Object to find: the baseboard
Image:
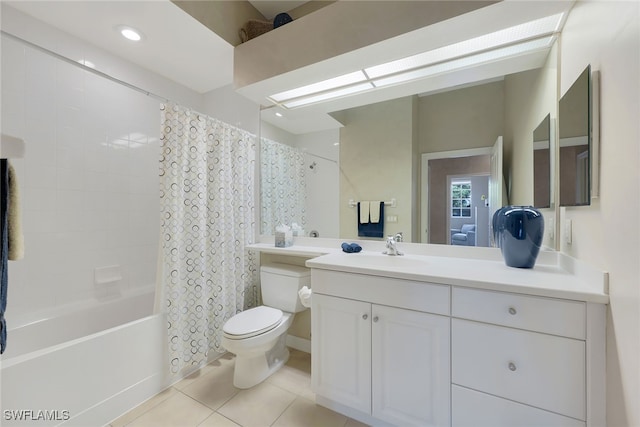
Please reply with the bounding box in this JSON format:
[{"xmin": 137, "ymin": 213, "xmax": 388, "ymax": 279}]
[{"xmin": 286, "ymin": 335, "xmax": 311, "ymax": 353}]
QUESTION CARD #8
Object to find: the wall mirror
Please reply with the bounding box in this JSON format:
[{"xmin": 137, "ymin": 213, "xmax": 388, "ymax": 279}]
[
  {"xmin": 559, "ymin": 65, "xmax": 591, "ymax": 206},
  {"xmin": 533, "ymin": 114, "xmax": 552, "ymax": 209},
  {"xmin": 260, "ymin": 44, "xmax": 560, "ymax": 249}
]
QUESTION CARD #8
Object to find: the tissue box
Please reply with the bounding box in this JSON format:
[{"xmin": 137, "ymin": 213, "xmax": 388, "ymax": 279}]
[{"xmin": 275, "ymin": 230, "xmax": 293, "ymax": 247}]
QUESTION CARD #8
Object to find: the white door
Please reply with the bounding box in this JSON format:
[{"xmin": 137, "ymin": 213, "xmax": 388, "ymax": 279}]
[
  {"xmin": 488, "ymin": 136, "xmax": 505, "ymax": 246},
  {"xmin": 311, "ymin": 294, "xmax": 372, "ymax": 413},
  {"xmin": 372, "ymin": 305, "xmax": 451, "ymax": 427}
]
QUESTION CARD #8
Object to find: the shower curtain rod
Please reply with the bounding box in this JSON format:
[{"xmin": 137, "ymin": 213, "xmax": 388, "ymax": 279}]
[
  {"xmin": 304, "ymin": 151, "xmax": 338, "ymax": 164},
  {"xmin": 1, "ymin": 30, "xmax": 170, "ymax": 104}
]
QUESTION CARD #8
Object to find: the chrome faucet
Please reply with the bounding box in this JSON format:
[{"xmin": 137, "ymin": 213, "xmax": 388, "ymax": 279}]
[{"xmin": 384, "ymin": 234, "xmax": 404, "ymax": 256}]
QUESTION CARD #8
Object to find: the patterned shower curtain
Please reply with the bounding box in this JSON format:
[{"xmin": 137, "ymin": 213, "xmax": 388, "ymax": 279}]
[
  {"xmin": 260, "ymin": 138, "xmax": 307, "ymax": 235},
  {"xmin": 158, "ymin": 104, "xmax": 259, "ymax": 374}
]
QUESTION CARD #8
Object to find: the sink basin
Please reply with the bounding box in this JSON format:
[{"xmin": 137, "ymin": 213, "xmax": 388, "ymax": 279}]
[{"xmin": 338, "ymin": 252, "xmax": 426, "ymax": 270}]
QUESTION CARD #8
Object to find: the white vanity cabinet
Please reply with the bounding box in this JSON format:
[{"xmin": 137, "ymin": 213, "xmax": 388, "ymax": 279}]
[
  {"xmin": 311, "ymin": 270, "xmax": 451, "ymax": 427},
  {"xmin": 451, "ymin": 287, "xmax": 603, "ymax": 427},
  {"xmin": 305, "ymin": 250, "xmax": 607, "ymax": 427}
]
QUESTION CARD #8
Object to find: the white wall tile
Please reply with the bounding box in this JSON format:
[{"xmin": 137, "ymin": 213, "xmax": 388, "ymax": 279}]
[{"xmin": 1, "ymin": 8, "xmax": 183, "ymax": 321}]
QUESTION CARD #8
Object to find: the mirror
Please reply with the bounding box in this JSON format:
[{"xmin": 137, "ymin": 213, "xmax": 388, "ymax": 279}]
[
  {"xmin": 260, "ymin": 46, "xmax": 560, "ymax": 247},
  {"xmin": 533, "ymin": 114, "xmax": 551, "ymax": 209},
  {"xmin": 559, "ymin": 65, "xmax": 591, "ymax": 206}
]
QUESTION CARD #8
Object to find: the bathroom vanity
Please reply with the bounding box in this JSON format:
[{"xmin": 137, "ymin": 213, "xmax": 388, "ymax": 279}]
[
  {"xmin": 248, "ymin": 240, "xmax": 607, "ymax": 427},
  {"xmin": 304, "ymin": 251, "xmax": 607, "ymax": 427}
]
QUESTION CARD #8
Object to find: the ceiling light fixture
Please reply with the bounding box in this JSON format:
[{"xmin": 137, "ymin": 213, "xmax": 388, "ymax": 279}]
[
  {"xmin": 282, "ymin": 82, "xmax": 374, "ymax": 109},
  {"xmin": 270, "ymin": 71, "xmax": 367, "ymax": 103},
  {"xmin": 267, "ymin": 13, "xmax": 564, "ymax": 109},
  {"xmin": 365, "ymin": 13, "xmax": 564, "ymax": 78},
  {"xmin": 373, "ymin": 36, "xmax": 555, "ymax": 87},
  {"xmin": 117, "ymin": 25, "xmax": 143, "ymax": 42}
]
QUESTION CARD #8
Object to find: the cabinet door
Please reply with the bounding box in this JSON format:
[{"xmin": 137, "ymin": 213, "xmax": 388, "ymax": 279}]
[
  {"xmin": 372, "ymin": 305, "xmax": 450, "ymax": 427},
  {"xmin": 312, "ymin": 294, "xmax": 371, "ymax": 414}
]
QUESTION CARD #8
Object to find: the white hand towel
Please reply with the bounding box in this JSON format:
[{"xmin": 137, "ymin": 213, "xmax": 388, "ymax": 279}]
[
  {"xmin": 359, "ymin": 201, "xmax": 370, "ymax": 224},
  {"xmin": 369, "ymin": 201, "xmax": 381, "ymax": 224}
]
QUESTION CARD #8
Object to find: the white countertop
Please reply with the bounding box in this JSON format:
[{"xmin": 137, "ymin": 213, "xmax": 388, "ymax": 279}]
[
  {"xmin": 305, "ymin": 251, "xmax": 609, "ymax": 304},
  {"xmin": 248, "ymin": 239, "xmax": 609, "ymax": 304}
]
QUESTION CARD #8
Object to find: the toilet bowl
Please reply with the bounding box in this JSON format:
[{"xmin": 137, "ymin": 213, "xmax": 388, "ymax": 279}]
[{"xmin": 221, "ymin": 262, "xmax": 310, "ymax": 389}]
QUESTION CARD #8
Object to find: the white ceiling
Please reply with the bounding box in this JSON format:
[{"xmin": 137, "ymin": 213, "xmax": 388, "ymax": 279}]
[
  {"xmin": 6, "ymin": 0, "xmax": 234, "ymax": 94},
  {"xmin": 5, "ymin": 1, "xmax": 575, "ymax": 135}
]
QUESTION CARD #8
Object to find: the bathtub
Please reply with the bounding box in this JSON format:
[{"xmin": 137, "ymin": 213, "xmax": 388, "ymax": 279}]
[{"xmin": 0, "ymin": 290, "xmax": 170, "ymax": 427}]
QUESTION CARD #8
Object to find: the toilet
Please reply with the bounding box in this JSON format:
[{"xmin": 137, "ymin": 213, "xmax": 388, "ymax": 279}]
[{"xmin": 221, "ymin": 262, "xmax": 310, "ymax": 389}]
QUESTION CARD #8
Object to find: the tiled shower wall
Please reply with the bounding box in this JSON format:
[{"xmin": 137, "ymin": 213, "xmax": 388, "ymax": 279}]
[{"xmin": 2, "ymin": 35, "xmax": 162, "ymax": 321}]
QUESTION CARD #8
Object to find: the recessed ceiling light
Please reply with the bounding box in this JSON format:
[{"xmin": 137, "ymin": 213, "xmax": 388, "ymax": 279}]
[
  {"xmin": 116, "ymin": 25, "xmax": 143, "ymax": 42},
  {"xmin": 275, "ymin": 112, "xmax": 283, "ymax": 117}
]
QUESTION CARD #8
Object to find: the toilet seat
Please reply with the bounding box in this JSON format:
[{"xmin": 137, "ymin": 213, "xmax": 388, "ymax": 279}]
[{"xmin": 223, "ymin": 306, "xmax": 283, "ymax": 340}]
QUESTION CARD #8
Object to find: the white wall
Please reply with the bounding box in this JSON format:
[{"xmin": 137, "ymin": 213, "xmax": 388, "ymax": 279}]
[
  {"xmin": 297, "ymin": 130, "xmax": 340, "ymax": 238},
  {"xmin": 559, "ymin": 2, "xmax": 640, "ymax": 426},
  {"xmin": 202, "ymin": 84, "xmax": 260, "ymax": 135},
  {"xmin": 1, "ymin": 5, "xmax": 204, "ymax": 323},
  {"xmin": 338, "ymin": 97, "xmax": 415, "ymax": 240}
]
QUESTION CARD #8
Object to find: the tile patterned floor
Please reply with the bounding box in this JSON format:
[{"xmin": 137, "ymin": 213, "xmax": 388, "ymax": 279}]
[{"xmin": 107, "ymin": 350, "xmax": 368, "ymax": 427}]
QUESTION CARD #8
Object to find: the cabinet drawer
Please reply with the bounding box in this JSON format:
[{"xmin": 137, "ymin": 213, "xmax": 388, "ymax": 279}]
[
  {"xmin": 452, "ymin": 385, "xmax": 585, "ymax": 427},
  {"xmin": 452, "ymin": 287, "xmax": 585, "ymax": 339},
  {"xmin": 452, "ymin": 319, "xmax": 586, "ymax": 420},
  {"xmin": 312, "ymin": 270, "xmax": 450, "ymax": 315}
]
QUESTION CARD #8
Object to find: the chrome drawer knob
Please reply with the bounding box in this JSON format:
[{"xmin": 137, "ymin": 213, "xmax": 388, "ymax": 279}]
[
  {"xmin": 373, "ymin": 316, "xmax": 379, "ymax": 323},
  {"xmin": 362, "ymin": 314, "xmax": 368, "ymax": 320},
  {"xmin": 508, "ymin": 307, "xmax": 517, "ymax": 315},
  {"xmin": 508, "ymin": 362, "xmax": 517, "ymax": 372}
]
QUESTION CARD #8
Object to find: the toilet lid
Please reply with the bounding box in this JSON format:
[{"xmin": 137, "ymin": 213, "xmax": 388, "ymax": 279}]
[{"xmin": 223, "ymin": 306, "xmax": 283, "ymax": 339}]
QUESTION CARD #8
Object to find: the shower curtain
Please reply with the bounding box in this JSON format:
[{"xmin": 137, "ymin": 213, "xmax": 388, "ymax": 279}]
[
  {"xmin": 260, "ymin": 137, "xmax": 307, "ymax": 235},
  {"xmin": 158, "ymin": 104, "xmax": 259, "ymax": 374}
]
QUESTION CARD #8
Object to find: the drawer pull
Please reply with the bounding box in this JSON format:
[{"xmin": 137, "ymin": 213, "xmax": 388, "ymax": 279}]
[
  {"xmin": 373, "ymin": 316, "xmax": 379, "ymax": 323},
  {"xmin": 508, "ymin": 362, "xmax": 517, "ymax": 372},
  {"xmin": 362, "ymin": 314, "xmax": 368, "ymax": 320},
  {"xmin": 508, "ymin": 307, "xmax": 517, "ymax": 315}
]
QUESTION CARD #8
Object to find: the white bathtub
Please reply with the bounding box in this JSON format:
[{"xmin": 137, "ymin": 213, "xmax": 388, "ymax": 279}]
[{"xmin": 0, "ymin": 290, "xmax": 170, "ymax": 427}]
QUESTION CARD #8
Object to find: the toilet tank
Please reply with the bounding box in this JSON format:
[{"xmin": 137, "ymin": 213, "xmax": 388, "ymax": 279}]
[{"xmin": 260, "ymin": 262, "xmax": 311, "ymax": 313}]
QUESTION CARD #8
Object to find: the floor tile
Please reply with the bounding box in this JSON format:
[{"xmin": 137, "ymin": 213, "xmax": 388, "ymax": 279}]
[
  {"xmin": 266, "ymin": 363, "xmax": 312, "ymax": 396},
  {"xmin": 126, "ymin": 392, "xmax": 213, "ymax": 427},
  {"xmin": 181, "ymin": 359, "xmax": 240, "ymax": 410},
  {"xmin": 197, "ymin": 412, "xmax": 241, "ymax": 427},
  {"xmin": 344, "ymin": 418, "xmax": 370, "ymax": 427},
  {"xmin": 110, "ymin": 387, "xmax": 179, "ymax": 427},
  {"xmin": 174, "ymin": 353, "xmax": 235, "ymax": 391},
  {"xmin": 217, "ymin": 382, "xmax": 297, "ymax": 427},
  {"xmin": 272, "ymin": 396, "xmax": 348, "ymax": 427}
]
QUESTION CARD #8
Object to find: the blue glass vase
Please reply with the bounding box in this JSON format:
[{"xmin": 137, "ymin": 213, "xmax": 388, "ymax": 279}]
[{"xmin": 492, "ymin": 206, "xmax": 544, "ymax": 268}]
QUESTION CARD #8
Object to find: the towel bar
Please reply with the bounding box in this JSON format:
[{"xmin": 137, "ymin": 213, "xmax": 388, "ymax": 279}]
[{"xmin": 348, "ymin": 198, "xmax": 396, "ymax": 208}]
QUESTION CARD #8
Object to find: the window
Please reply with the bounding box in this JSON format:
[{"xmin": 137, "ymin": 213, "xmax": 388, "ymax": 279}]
[{"xmin": 451, "ymin": 181, "xmax": 472, "ymax": 217}]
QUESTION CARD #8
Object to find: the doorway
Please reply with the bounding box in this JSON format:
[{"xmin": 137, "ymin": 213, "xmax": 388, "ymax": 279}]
[{"xmin": 420, "ymin": 138, "xmax": 504, "ymax": 246}]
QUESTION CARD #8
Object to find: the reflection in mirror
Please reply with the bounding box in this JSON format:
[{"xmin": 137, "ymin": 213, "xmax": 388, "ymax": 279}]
[
  {"xmin": 259, "ymin": 121, "xmax": 340, "ymax": 237},
  {"xmin": 533, "ymin": 114, "xmax": 551, "ymax": 208},
  {"xmin": 260, "ymin": 47, "xmax": 560, "ymax": 247},
  {"xmin": 260, "ymin": 138, "xmax": 307, "ymax": 235},
  {"xmin": 559, "ymin": 65, "xmax": 591, "ymax": 206}
]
